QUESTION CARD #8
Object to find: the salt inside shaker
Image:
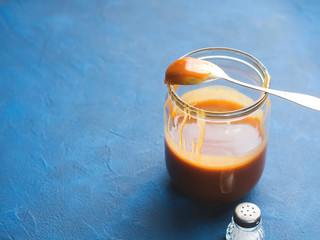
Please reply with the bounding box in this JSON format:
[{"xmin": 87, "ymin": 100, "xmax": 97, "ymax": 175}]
[{"xmin": 226, "ymin": 202, "xmax": 265, "ymax": 240}]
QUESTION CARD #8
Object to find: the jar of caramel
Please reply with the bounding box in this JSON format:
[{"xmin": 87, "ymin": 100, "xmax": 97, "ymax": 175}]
[{"xmin": 164, "ymin": 48, "xmax": 271, "ymax": 205}]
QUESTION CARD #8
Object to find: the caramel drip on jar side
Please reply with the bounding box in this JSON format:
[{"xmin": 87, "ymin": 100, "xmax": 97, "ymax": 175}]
[
  {"xmin": 195, "ymin": 111, "xmax": 206, "ymax": 158},
  {"xmin": 164, "ymin": 98, "xmax": 170, "ymax": 134},
  {"xmin": 192, "ymin": 138, "xmax": 196, "ymax": 154},
  {"xmin": 179, "ymin": 108, "xmax": 189, "ymax": 147}
]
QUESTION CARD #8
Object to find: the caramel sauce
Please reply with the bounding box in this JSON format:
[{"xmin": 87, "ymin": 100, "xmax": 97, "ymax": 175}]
[
  {"xmin": 192, "ymin": 99, "xmax": 243, "ymax": 112},
  {"xmin": 164, "ymin": 88, "xmax": 267, "ymax": 205},
  {"xmin": 165, "ymin": 138, "xmax": 266, "ymax": 205}
]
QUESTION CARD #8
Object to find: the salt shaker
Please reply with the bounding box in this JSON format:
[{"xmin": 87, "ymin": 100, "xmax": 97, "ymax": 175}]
[{"xmin": 226, "ymin": 202, "xmax": 265, "ymax": 240}]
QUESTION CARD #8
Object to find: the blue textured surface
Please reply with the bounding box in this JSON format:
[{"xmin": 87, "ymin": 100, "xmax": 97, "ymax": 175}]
[{"xmin": 1, "ymin": 0, "xmax": 320, "ymax": 239}]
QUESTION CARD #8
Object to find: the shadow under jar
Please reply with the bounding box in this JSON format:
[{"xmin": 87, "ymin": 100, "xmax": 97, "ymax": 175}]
[{"xmin": 164, "ymin": 48, "xmax": 271, "ymax": 205}]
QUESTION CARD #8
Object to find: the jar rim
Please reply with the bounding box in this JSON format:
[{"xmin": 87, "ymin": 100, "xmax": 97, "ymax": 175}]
[{"xmin": 167, "ymin": 47, "xmax": 271, "ymax": 120}]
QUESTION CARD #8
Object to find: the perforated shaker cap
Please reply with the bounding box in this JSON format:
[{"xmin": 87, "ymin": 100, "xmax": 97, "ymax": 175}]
[{"xmin": 233, "ymin": 202, "xmax": 261, "ymax": 228}]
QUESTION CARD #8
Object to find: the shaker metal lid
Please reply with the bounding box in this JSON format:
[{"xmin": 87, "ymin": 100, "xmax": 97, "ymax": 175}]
[{"xmin": 233, "ymin": 202, "xmax": 261, "ymax": 228}]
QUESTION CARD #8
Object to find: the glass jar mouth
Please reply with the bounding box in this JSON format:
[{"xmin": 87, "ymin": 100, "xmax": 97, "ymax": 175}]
[{"xmin": 167, "ymin": 47, "xmax": 271, "ymax": 120}]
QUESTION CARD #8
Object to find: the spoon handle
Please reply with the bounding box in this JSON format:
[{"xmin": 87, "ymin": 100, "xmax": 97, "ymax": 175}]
[{"xmin": 225, "ymin": 77, "xmax": 320, "ymax": 111}]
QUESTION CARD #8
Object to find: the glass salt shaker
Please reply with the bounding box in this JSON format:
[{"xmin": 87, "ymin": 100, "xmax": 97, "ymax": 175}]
[{"xmin": 226, "ymin": 202, "xmax": 265, "ymax": 240}]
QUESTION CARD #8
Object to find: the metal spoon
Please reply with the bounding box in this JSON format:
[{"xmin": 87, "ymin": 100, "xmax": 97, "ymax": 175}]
[{"xmin": 165, "ymin": 57, "xmax": 320, "ymax": 111}]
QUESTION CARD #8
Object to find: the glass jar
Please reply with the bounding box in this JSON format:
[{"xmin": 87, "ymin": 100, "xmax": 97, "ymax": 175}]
[{"xmin": 164, "ymin": 48, "xmax": 271, "ymax": 205}]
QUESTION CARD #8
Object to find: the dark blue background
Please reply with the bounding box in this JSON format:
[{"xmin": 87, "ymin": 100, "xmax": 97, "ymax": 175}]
[{"xmin": 1, "ymin": 0, "xmax": 320, "ymax": 239}]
